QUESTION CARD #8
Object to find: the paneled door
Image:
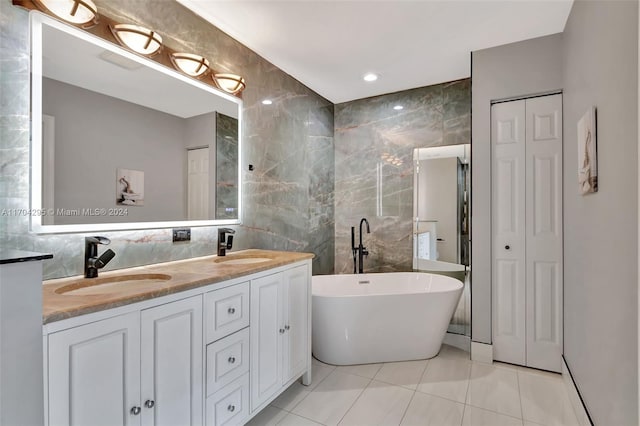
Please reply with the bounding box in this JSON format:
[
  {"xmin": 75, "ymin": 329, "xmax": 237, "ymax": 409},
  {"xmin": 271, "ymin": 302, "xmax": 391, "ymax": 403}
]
[
  {"xmin": 48, "ymin": 312, "xmax": 141, "ymax": 426},
  {"xmin": 491, "ymin": 94, "xmax": 563, "ymax": 372},
  {"xmin": 140, "ymin": 296, "xmax": 203, "ymax": 426},
  {"xmin": 282, "ymin": 264, "xmax": 309, "ymax": 382},
  {"xmin": 187, "ymin": 147, "xmax": 209, "ymax": 220}
]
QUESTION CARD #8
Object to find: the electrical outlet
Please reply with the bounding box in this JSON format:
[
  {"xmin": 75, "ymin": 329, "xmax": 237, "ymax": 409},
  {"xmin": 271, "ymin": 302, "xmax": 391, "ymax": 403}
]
[{"xmin": 172, "ymin": 228, "xmax": 191, "ymax": 242}]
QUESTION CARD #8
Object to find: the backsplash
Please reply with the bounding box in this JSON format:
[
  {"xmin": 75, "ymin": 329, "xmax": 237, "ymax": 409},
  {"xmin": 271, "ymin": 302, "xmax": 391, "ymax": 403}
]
[
  {"xmin": 0, "ymin": 0, "xmax": 335, "ymax": 278},
  {"xmin": 334, "ymin": 80, "xmax": 470, "ymax": 273}
]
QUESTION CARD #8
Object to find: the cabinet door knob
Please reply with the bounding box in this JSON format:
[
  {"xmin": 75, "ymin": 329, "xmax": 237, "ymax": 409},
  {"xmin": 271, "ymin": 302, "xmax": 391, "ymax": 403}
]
[
  {"xmin": 279, "ymin": 328, "xmax": 285, "ymax": 334},
  {"xmin": 227, "ymin": 404, "xmax": 236, "ymax": 412},
  {"xmin": 130, "ymin": 406, "xmax": 141, "ymax": 415},
  {"xmin": 144, "ymin": 400, "xmax": 155, "ymax": 409},
  {"xmin": 284, "ymin": 325, "xmax": 290, "ymax": 331},
  {"xmin": 228, "ymin": 356, "xmax": 236, "ymax": 364},
  {"xmin": 228, "ymin": 307, "xmax": 236, "ymax": 314},
  {"xmin": 505, "ymin": 245, "xmax": 510, "ymax": 250}
]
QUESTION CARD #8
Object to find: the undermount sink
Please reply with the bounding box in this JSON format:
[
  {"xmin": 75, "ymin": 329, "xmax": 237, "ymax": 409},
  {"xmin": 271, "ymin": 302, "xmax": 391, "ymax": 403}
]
[
  {"xmin": 214, "ymin": 257, "xmax": 273, "ymax": 265},
  {"xmin": 55, "ymin": 273, "xmax": 172, "ymax": 296}
]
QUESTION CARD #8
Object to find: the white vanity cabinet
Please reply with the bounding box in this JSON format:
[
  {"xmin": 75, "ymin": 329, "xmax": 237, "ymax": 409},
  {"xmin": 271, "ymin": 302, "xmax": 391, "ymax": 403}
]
[
  {"xmin": 47, "ymin": 295, "xmax": 203, "ymax": 426},
  {"xmin": 250, "ymin": 264, "xmax": 310, "ymax": 411},
  {"xmin": 43, "ymin": 257, "xmax": 312, "ymax": 426}
]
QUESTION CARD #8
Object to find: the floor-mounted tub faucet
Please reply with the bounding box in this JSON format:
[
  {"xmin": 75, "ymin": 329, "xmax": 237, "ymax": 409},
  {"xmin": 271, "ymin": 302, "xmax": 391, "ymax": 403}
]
[
  {"xmin": 217, "ymin": 228, "xmax": 235, "ymax": 256},
  {"xmin": 84, "ymin": 236, "xmax": 115, "ymax": 278},
  {"xmin": 351, "ymin": 218, "xmax": 370, "ymax": 273}
]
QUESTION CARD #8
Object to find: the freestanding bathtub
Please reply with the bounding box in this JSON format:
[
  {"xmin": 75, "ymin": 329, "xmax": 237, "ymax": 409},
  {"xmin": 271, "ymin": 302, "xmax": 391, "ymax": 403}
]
[{"xmin": 312, "ymin": 272, "xmax": 463, "ymax": 365}]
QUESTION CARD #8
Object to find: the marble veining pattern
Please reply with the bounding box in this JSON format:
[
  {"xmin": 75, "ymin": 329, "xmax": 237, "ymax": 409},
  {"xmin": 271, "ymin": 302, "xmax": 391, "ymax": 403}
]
[
  {"xmin": 0, "ymin": 0, "xmax": 335, "ymax": 278},
  {"xmin": 334, "ymin": 80, "xmax": 470, "ymax": 273}
]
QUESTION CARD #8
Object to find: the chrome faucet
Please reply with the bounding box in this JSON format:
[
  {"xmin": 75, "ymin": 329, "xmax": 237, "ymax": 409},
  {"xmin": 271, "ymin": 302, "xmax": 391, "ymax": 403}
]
[
  {"xmin": 217, "ymin": 228, "xmax": 235, "ymax": 256},
  {"xmin": 84, "ymin": 236, "xmax": 115, "ymax": 278},
  {"xmin": 351, "ymin": 218, "xmax": 370, "ymax": 273}
]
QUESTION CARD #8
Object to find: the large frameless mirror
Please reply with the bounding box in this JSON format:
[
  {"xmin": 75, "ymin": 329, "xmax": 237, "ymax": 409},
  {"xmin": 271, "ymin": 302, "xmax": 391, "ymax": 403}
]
[
  {"xmin": 413, "ymin": 144, "xmax": 470, "ymax": 336},
  {"xmin": 30, "ymin": 12, "xmax": 242, "ymax": 233}
]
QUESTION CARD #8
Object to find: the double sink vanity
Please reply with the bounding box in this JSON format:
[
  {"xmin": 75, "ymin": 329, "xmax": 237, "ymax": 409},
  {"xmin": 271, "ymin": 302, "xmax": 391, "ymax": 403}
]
[{"xmin": 41, "ymin": 249, "xmax": 313, "ymax": 426}]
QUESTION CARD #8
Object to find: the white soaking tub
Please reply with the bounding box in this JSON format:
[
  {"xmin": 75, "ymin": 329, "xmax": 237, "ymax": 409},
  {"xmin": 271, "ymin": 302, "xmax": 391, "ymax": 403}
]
[{"xmin": 312, "ymin": 272, "xmax": 463, "ymax": 365}]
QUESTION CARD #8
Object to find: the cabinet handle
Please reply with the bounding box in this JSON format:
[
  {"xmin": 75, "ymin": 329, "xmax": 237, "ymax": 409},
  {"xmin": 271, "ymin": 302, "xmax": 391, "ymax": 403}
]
[
  {"xmin": 279, "ymin": 328, "xmax": 285, "ymax": 334},
  {"xmin": 144, "ymin": 400, "xmax": 155, "ymax": 409},
  {"xmin": 227, "ymin": 404, "xmax": 236, "ymax": 412},
  {"xmin": 228, "ymin": 307, "xmax": 236, "ymax": 314},
  {"xmin": 505, "ymin": 245, "xmax": 510, "ymax": 250},
  {"xmin": 284, "ymin": 325, "xmax": 290, "ymax": 331},
  {"xmin": 228, "ymin": 356, "xmax": 236, "ymax": 364},
  {"xmin": 130, "ymin": 406, "xmax": 141, "ymax": 415}
]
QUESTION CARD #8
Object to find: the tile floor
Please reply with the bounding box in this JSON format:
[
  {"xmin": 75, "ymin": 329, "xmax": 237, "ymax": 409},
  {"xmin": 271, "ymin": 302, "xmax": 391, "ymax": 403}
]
[{"xmin": 246, "ymin": 345, "xmax": 580, "ymax": 426}]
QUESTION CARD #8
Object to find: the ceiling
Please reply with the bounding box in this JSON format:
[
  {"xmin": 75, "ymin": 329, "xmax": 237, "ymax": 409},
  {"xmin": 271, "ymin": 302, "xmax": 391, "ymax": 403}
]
[{"xmin": 177, "ymin": 0, "xmax": 573, "ymax": 104}]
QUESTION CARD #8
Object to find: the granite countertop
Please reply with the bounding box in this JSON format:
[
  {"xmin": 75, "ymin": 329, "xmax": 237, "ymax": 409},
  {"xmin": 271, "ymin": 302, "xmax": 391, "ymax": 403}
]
[{"xmin": 42, "ymin": 249, "xmax": 314, "ymax": 324}]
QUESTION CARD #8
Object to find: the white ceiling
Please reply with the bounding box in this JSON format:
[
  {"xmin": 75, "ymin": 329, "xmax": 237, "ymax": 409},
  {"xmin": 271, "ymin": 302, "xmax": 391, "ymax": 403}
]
[{"xmin": 177, "ymin": 0, "xmax": 573, "ymax": 104}]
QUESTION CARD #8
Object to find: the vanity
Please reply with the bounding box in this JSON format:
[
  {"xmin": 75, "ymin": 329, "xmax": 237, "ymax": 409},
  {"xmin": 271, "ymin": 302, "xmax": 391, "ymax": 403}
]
[{"xmin": 42, "ymin": 250, "xmax": 313, "ymax": 426}]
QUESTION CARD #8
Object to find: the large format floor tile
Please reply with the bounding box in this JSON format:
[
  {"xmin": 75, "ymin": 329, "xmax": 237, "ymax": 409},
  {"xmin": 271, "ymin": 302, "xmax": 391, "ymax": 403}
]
[
  {"xmin": 278, "ymin": 413, "xmax": 324, "ymax": 425},
  {"xmin": 466, "ymin": 363, "xmax": 522, "ymax": 419},
  {"xmin": 400, "ymin": 391, "xmax": 465, "ymax": 426},
  {"xmin": 339, "ymin": 380, "xmax": 414, "ymax": 426},
  {"xmin": 417, "ymin": 356, "xmax": 471, "ymax": 403},
  {"xmin": 271, "ymin": 363, "xmax": 335, "ymax": 411},
  {"xmin": 335, "ymin": 363, "xmax": 383, "ymax": 379},
  {"xmin": 374, "ymin": 360, "xmax": 429, "ymax": 390},
  {"xmin": 462, "ymin": 405, "xmax": 523, "ymax": 426},
  {"xmin": 518, "ymin": 370, "xmax": 579, "ymax": 426},
  {"xmin": 291, "ymin": 370, "xmax": 370, "ymax": 425},
  {"xmin": 245, "ymin": 405, "xmax": 288, "ymax": 426}
]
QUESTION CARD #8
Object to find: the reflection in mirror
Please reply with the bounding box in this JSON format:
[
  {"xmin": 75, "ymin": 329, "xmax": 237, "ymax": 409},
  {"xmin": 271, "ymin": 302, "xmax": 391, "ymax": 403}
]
[
  {"xmin": 413, "ymin": 144, "xmax": 470, "ymax": 336},
  {"xmin": 31, "ymin": 13, "xmax": 242, "ymax": 233}
]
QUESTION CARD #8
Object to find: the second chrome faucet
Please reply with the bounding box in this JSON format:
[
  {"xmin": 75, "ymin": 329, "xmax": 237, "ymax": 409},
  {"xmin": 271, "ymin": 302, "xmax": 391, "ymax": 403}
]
[{"xmin": 351, "ymin": 218, "xmax": 370, "ymax": 274}]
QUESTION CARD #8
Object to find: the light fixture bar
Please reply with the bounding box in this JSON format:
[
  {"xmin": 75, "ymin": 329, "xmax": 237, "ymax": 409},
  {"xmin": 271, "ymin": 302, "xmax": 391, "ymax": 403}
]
[
  {"xmin": 170, "ymin": 52, "xmax": 210, "ymax": 78},
  {"xmin": 213, "ymin": 73, "xmax": 246, "ymax": 95},
  {"xmin": 33, "ymin": 0, "xmax": 98, "ymax": 27}
]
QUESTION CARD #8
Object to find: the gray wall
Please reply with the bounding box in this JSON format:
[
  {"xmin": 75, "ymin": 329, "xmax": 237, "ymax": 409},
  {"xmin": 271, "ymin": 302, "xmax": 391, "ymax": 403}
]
[
  {"xmin": 334, "ymin": 80, "xmax": 470, "ymax": 274},
  {"xmin": 562, "ymin": 1, "xmax": 638, "ymax": 424},
  {"xmin": 44, "ymin": 78, "xmax": 188, "ymax": 224},
  {"xmin": 471, "ymin": 34, "xmax": 564, "ymax": 344},
  {"xmin": 0, "ymin": 0, "xmax": 335, "ymax": 278}
]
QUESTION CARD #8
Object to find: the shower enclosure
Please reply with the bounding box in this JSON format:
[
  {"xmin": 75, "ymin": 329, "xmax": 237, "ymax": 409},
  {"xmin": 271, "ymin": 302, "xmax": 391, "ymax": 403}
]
[{"xmin": 413, "ymin": 144, "xmax": 471, "ymax": 337}]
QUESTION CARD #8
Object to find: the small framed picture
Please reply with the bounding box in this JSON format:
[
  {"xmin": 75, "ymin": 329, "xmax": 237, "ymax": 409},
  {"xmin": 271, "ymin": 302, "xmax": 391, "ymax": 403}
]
[
  {"xmin": 577, "ymin": 107, "xmax": 597, "ymax": 195},
  {"xmin": 116, "ymin": 168, "xmax": 145, "ymax": 206}
]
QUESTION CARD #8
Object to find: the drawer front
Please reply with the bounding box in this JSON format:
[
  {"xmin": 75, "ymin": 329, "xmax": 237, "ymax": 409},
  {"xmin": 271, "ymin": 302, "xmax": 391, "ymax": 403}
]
[
  {"xmin": 205, "ymin": 282, "xmax": 250, "ymax": 343},
  {"xmin": 206, "ymin": 374, "xmax": 249, "ymax": 426},
  {"xmin": 207, "ymin": 328, "xmax": 250, "ymax": 396}
]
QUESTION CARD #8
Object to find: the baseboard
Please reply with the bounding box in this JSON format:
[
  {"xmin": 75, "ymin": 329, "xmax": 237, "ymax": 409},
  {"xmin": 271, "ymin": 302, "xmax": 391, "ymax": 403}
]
[
  {"xmin": 470, "ymin": 341, "xmax": 493, "ymax": 363},
  {"xmin": 562, "ymin": 357, "xmax": 593, "ymax": 426},
  {"xmin": 443, "ymin": 332, "xmax": 470, "ymax": 352}
]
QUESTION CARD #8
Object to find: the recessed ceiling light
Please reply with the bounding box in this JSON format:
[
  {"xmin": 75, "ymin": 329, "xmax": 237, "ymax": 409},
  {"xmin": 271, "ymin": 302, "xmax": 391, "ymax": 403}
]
[
  {"xmin": 393, "ymin": 105, "xmax": 404, "ymax": 110},
  {"xmin": 363, "ymin": 73, "xmax": 378, "ymax": 82},
  {"xmin": 262, "ymin": 99, "xmax": 273, "ymax": 105}
]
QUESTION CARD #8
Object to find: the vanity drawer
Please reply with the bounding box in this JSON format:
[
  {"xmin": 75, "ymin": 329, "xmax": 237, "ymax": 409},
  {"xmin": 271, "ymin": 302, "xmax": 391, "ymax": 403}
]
[
  {"xmin": 207, "ymin": 327, "xmax": 250, "ymax": 396},
  {"xmin": 205, "ymin": 281, "xmax": 249, "ymax": 343},
  {"xmin": 206, "ymin": 373, "xmax": 249, "ymax": 426}
]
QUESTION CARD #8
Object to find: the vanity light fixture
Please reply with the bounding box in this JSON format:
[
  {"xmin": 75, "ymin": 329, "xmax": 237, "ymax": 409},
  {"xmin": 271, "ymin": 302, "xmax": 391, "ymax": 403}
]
[
  {"xmin": 170, "ymin": 52, "xmax": 210, "ymax": 78},
  {"xmin": 393, "ymin": 105, "xmax": 404, "ymax": 110},
  {"xmin": 213, "ymin": 73, "xmax": 246, "ymax": 95},
  {"xmin": 261, "ymin": 99, "xmax": 273, "ymax": 105},
  {"xmin": 363, "ymin": 73, "xmax": 378, "ymax": 82},
  {"xmin": 33, "ymin": 0, "xmax": 98, "ymax": 27},
  {"xmin": 110, "ymin": 24, "xmax": 163, "ymax": 57}
]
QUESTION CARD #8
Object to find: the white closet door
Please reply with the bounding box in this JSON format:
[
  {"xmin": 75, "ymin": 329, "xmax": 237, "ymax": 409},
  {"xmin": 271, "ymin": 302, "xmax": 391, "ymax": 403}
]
[
  {"xmin": 525, "ymin": 94, "xmax": 563, "ymax": 372},
  {"xmin": 491, "ymin": 100, "xmax": 527, "ymax": 365}
]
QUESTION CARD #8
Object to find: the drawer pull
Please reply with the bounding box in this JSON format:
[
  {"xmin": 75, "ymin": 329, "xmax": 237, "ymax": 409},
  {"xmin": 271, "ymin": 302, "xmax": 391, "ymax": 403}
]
[
  {"xmin": 279, "ymin": 328, "xmax": 285, "ymax": 334},
  {"xmin": 227, "ymin": 404, "xmax": 236, "ymax": 412},
  {"xmin": 144, "ymin": 400, "xmax": 155, "ymax": 409},
  {"xmin": 228, "ymin": 356, "xmax": 236, "ymax": 364},
  {"xmin": 284, "ymin": 325, "xmax": 290, "ymax": 331},
  {"xmin": 228, "ymin": 307, "xmax": 236, "ymax": 314},
  {"xmin": 130, "ymin": 406, "xmax": 141, "ymax": 415}
]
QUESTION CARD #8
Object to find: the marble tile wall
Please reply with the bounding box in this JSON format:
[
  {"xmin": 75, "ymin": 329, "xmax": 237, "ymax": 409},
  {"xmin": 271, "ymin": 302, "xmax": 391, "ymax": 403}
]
[
  {"xmin": 0, "ymin": 0, "xmax": 335, "ymax": 278},
  {"xmin": 334, "ymin": 80, "xmax": 470, "ymax": 273}
]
